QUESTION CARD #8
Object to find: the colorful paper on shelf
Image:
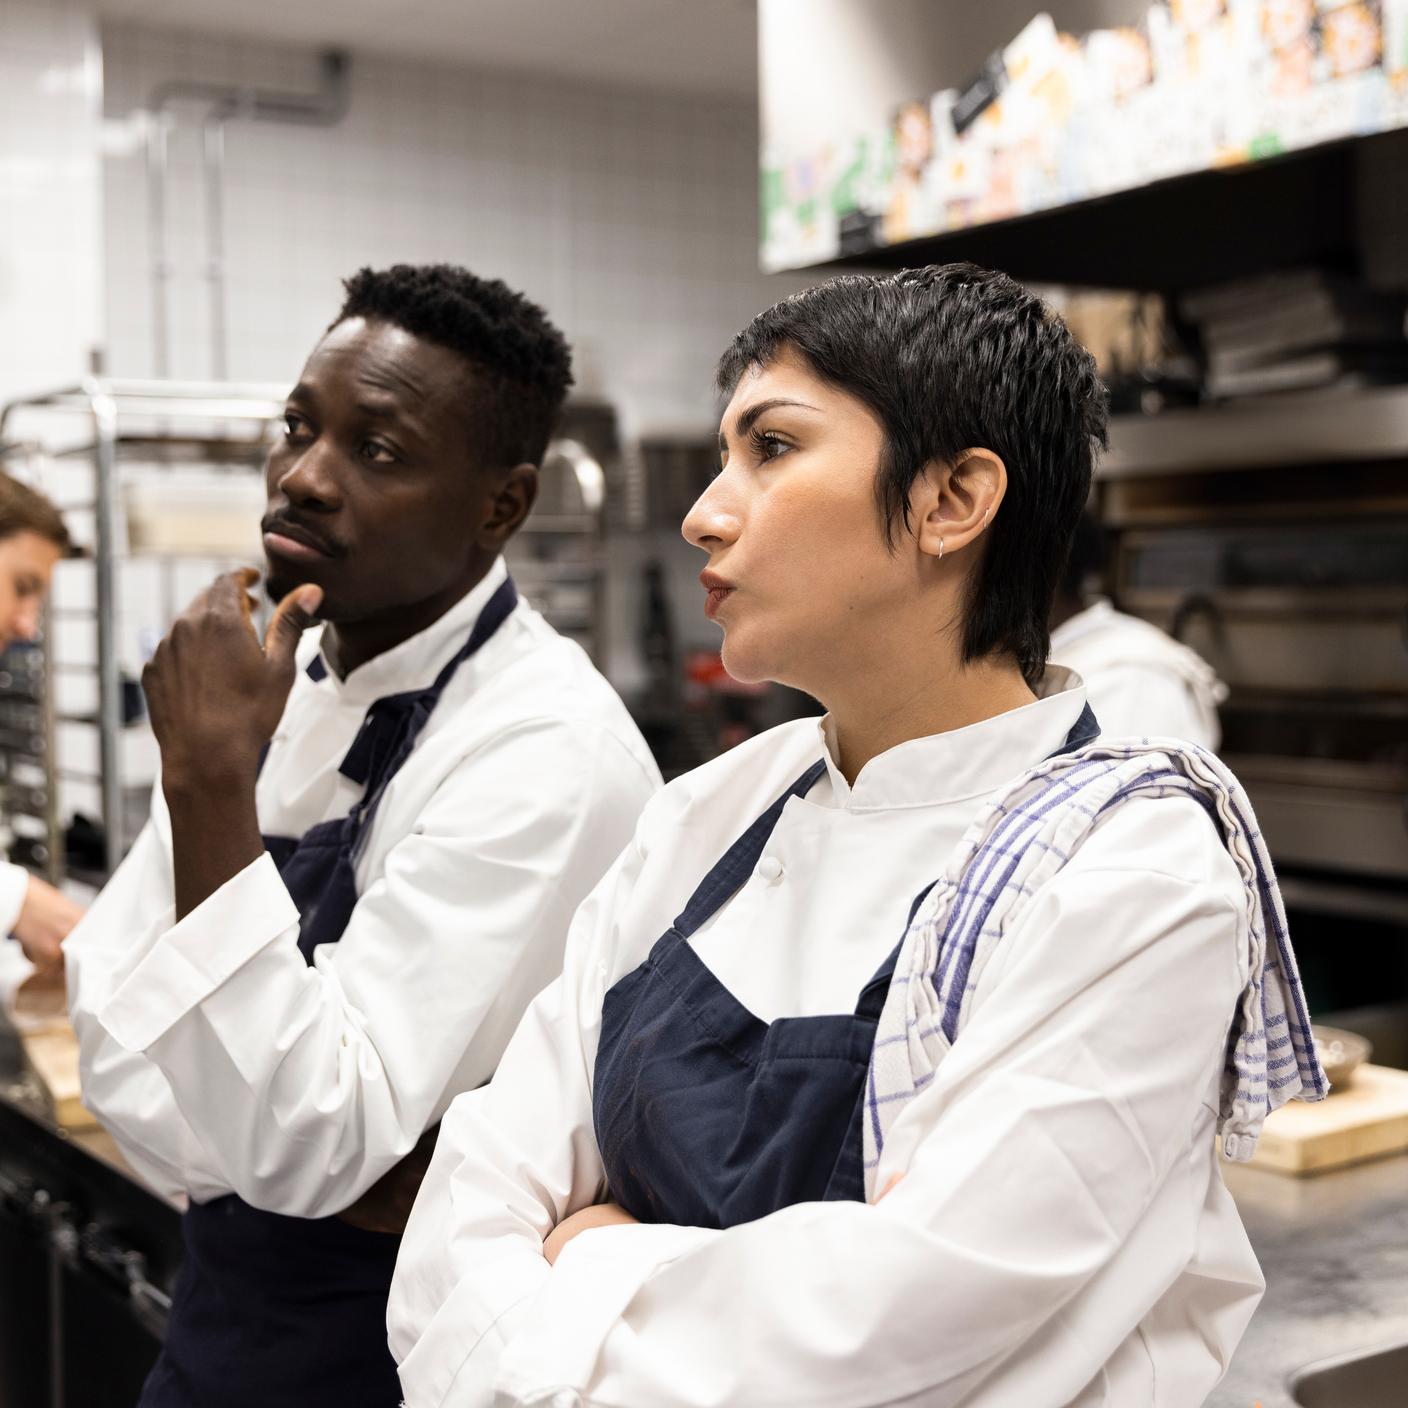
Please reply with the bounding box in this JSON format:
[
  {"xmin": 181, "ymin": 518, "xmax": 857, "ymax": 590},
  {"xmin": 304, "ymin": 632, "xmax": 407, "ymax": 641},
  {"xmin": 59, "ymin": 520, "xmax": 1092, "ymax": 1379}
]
[{"xmin": 760, "ymin": 0, "xmax": 1408, "ymax": 272}]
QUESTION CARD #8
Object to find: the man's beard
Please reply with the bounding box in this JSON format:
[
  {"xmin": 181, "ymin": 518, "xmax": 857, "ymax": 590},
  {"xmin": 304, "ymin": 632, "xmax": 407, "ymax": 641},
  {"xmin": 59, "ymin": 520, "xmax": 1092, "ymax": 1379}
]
[
  {"xmin": 265, "ymin": 569, "xmax": 336, "ymax": 615},
  {"xmin": 264, "ymin": 568, "xmax": 298, "ymax": 606}
]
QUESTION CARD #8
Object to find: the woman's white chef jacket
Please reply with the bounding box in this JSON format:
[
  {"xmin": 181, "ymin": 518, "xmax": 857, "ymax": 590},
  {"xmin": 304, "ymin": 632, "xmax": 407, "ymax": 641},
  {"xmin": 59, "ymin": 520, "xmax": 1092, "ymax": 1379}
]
[
  {"xmin": 389, "ymin": 669, "xmax": 1264, "ymax": 1408},
  {"xmin": 1049, "ymin": 599, "xmax": 1228, "ymax": 750},
  {"xmin": 65, "ymin": 558, "xmax": 661, "ymax": 1216}
]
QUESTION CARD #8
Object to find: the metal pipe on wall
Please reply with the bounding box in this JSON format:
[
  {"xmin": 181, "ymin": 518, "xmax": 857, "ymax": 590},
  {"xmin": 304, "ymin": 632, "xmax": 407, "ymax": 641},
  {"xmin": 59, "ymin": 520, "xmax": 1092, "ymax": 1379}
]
[
  {"xmin": 144, "ymin": 115, "xmax": 171, "ymax": 379},
  {"xmin": 144, "ymin": 52, "xmax": 350, "ymax": 381},
  {"xmin": 87, "ymin": 384, "xmax": 123, "ymax": 877},
  {"xmin": 201, "ymin": 109, "xmax": 230, "ymax": 384}
]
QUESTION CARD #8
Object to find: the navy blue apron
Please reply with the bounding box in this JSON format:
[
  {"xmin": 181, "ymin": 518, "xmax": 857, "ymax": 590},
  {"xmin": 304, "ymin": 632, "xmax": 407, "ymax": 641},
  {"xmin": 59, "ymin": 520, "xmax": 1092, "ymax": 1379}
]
[
  {"xmin": 593, "ymin": 703, "xmax": 1100, "ymax": 1230},
  {"xmin": 140, "ymin": 577, "xmax": 518, "ymax": 1408}
]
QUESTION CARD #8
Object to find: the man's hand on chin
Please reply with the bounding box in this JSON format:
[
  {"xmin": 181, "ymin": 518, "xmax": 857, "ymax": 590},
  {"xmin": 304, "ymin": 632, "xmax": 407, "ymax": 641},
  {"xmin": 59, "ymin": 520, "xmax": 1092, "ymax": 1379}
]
[
  {"xmin": 143, "ymin": 570, "xmax": 323, "ymax": 919},
  {"xmin": 144, "ymin": 569, "xmax": 322, "ymax": 792}
]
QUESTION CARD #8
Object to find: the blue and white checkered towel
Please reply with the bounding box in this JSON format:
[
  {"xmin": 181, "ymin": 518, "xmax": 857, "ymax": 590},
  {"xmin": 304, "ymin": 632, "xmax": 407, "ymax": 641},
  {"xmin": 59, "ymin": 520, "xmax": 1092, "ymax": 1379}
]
[{"xmin": 863, "ymin": 738, "xmax": 1328, "ymax": 1198}]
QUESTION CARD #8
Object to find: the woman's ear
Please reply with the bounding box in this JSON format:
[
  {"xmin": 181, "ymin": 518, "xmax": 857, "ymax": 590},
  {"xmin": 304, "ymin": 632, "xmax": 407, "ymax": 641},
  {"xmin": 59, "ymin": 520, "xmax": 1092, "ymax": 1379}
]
[{"xmin": 913, "ymin": 449, "xmax": 1007, "ymax": 563}]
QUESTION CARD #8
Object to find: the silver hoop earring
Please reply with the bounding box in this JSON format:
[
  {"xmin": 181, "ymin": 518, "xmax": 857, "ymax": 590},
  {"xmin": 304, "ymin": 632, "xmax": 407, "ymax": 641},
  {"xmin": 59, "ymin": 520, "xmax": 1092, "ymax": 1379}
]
[
  {"xmin": 982, "ymin": 507, "xmax": 990, "ymax": 528},
  {"xmin": 938, "ymin": 537, "xmax": 945, "ymax": 560}
]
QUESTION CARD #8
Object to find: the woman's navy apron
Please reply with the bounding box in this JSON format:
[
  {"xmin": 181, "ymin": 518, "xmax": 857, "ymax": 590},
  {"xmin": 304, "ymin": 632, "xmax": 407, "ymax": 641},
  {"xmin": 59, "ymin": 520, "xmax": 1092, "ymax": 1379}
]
[
  {"xmin": 593, "ymin": 703, "xmax": 1100, "ymax": 1228},
  {"xmin": 140, "ymin": 577, "xmax": 518, "ymax": 1408}
]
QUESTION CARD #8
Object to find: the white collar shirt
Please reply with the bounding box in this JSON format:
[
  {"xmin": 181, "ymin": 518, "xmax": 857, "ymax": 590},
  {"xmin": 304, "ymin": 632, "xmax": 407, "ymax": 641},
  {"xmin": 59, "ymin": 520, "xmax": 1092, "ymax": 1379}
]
[
  {"xmin": 65, "ymin": 558, "xmax": 661, "ymax": 1215},
  {"xmin": 1050, "ymin": 599, "xmax": 1227, "ymax": 750},
  {"xmin": 390, "ymin": 669, "xmax": 1263, "ymax": 1408}
]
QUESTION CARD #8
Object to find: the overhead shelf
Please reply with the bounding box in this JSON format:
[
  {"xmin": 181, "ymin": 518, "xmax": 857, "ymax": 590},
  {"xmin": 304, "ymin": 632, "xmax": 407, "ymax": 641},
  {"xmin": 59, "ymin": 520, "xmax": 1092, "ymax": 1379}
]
[
  {"xmin": 761, "ymin": 4, "xmax": 1408, "ymax": 293},
  {"xmin": 1103, "ymin": 382, "xmax": 1408, "ymax": 477},
  {"xmin": 817, "ymin": 127, "xmax": 1408, "ymax": 291}
]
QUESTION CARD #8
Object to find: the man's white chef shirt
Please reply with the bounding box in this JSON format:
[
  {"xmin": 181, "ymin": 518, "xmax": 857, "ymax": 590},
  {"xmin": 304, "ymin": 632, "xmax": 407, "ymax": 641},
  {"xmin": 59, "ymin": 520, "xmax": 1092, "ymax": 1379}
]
[
  {"xmin": 66, "ymin": 558, "xmax": 661, "ymax": 1216},
  {"xmin": 389, "ymin": 669, "xmax": 1264, "ymax": 1408}
]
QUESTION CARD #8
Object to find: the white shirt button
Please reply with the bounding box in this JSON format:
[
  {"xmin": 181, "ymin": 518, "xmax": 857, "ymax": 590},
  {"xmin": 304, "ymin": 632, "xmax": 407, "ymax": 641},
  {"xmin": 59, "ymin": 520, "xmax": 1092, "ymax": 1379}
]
[{"xmin": 756, "ymin": 854, "xmax": 784, "ymax": 882}]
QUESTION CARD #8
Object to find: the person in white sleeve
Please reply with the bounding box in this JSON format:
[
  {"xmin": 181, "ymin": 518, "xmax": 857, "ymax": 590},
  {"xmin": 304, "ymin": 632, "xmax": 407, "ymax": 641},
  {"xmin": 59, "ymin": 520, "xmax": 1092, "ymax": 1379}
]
[
  {"xmin": 64, "ymin": 264, "xmax": 660, "ymax": 1408},
  {"xmin": 1050, "ymin": 510, "xmax": 1228, "ymax": 749},
  {"xmin": 389, "ymin": 266, "xmax": 1325, "ymax": 1408},
  {"xmin": 0, "ymin": 472, "xmax": 85, "ymax": 1010}
]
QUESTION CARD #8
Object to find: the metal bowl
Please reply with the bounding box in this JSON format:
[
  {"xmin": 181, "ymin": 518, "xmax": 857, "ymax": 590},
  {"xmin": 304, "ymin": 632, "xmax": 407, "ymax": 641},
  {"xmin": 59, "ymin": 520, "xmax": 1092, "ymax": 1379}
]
[{"xmin": 1311, "ymin": 1024, "xmax": 1373, "ymax": 1093}]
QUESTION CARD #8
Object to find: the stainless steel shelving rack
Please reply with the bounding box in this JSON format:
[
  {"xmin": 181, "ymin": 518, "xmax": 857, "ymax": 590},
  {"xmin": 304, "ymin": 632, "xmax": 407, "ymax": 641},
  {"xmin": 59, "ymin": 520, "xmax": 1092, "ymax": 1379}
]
[
  {"xmin": 0, "ymin": 379, "xmax": 287, "ymax": 880},
  {"xmin": 0, "ymin": 379, "xmax": 611, "ymax": 883}
]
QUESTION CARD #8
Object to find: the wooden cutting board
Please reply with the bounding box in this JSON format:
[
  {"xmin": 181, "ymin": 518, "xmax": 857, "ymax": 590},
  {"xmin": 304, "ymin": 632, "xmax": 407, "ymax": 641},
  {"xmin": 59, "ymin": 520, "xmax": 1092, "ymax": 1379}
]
[
  {"xmin": 19, "ymin": 1018, "xmax": 100, "ymax": 1131},
  {"xmin": 1238, "ymin": 1063, "xmax": 1408, "ymax": 1176}
]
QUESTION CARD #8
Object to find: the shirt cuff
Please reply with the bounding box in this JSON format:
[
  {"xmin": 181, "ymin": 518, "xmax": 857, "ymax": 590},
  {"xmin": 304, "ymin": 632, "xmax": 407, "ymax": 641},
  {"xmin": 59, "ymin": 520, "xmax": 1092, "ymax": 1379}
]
[
  {"xmin": 0, "ymin": 861, "xmax": 30, "ymax": 937},
  {"xmin": 495, "ymin": 1223, "xmax": 717, "ymax": 1402},
  {"xmin": 97, "ymin": 852, "xmax": 300, "ymax": 1052},
  {"xmin": 397, "ymin": 1254, "xmax": 549, "ymax": 1408}
]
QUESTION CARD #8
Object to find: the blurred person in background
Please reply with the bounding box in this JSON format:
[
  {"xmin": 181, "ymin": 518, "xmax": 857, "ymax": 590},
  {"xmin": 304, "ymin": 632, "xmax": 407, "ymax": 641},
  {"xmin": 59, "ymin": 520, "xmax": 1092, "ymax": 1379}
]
[
  {"xmin": 65, "ymin": 265, "xmax": 660, "ymax": 1408},
  {"xmin": 0, "ymin": 472, "xmax": 85, "ymax": 1009},
  {"xmin": 389, "ymin": 267, "xmax": 1322, "ymax": 1408},
  {"xmin": 1050, "ymin": 509, "xmax": 1227, "ymax": 748}
]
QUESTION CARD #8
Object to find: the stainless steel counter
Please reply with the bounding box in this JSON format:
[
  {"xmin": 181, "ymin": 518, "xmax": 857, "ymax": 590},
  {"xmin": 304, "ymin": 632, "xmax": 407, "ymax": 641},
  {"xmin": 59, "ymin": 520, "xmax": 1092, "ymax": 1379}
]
[{"xmin": 1211, "ymin": 1155, "xmax": 1408, "ymax": 1407}]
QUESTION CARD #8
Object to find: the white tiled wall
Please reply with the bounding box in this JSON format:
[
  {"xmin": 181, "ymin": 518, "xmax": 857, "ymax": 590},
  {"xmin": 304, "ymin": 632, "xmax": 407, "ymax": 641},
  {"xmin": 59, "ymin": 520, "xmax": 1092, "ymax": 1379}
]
[
  {"xmin": 0, "ymin": 2, "xmax": 106, "ymax": 841},
  {"xmin": 99, "ymin": 20, "xmax": 807, "ymax": 432},
  {"xmin": 0, "ymin": 0, "xmax": 103, "ymax": 408}
]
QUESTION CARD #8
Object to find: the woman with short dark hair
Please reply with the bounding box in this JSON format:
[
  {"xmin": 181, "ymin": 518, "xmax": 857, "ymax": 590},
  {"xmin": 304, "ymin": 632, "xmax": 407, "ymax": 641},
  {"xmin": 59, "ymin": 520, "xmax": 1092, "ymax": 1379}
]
[
  {"xmin": 0, "ymin": 471, "xmax": 83, "ymax": 999},
  {"xmin": 390, "ymin": 266, "xmax": 1322, "ymax": 1408}
]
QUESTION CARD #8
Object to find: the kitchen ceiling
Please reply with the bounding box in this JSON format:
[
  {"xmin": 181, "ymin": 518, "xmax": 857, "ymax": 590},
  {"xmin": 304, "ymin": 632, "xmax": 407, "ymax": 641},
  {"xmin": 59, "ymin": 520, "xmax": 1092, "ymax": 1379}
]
[{"xmin": 91, "ymin": 0, "xmax": 760, "ymax": 98}]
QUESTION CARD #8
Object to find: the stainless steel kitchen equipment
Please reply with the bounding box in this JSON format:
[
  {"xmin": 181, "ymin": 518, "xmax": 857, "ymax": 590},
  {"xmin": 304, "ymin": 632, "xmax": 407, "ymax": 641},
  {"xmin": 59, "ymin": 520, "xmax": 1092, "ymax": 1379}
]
[
  {"xmin": 505, "ymin": 402, "xmax": 614, "ymax": 667},
  {"xmin": 0, "ymin": 379, "xmax": 286, "ymax": 880},
  {"xmin": 1290, "ymin": 1336, "xmax": 1408, "ymax": 1407},
  {"xmin": 0, "ymin": 620, "xmax": 61, "ymax": 887},
  {"xmin": 1099, "ymin": 385, "xmax": 1408, "ymax": 932},
  {"xmin": 0, "ymin": 1016, "xmax": 182, "ymax": 1408}
]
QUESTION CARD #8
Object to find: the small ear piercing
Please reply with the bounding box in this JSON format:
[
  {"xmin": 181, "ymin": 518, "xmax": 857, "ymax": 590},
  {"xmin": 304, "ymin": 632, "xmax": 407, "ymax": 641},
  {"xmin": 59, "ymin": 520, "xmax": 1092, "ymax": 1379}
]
[
  {"xmin": 938, "ymin": 537, "xmax": 945, "ymax": 560},
  {"xmin": 982, "ymin": 506, "xmax": 991, "ymax": 528}
]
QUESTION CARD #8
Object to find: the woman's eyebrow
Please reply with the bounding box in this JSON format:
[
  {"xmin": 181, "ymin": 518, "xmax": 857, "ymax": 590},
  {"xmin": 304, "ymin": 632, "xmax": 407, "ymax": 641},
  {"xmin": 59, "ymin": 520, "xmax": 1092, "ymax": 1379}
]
[{"xmin": 731, "ymin": 397, "xmax": 822, "ymax": 440}]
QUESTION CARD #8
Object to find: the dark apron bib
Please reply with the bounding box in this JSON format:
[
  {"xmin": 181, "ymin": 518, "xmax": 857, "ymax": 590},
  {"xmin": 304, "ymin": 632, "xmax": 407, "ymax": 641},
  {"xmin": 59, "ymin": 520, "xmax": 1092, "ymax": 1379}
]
[
  {"xmin": 592, "ymin": 703, "xmax": 1099, "ymax": 1230},
  {"xmin": 140, "ymin": 577, "xmax": 517, "ymax": 1408}
]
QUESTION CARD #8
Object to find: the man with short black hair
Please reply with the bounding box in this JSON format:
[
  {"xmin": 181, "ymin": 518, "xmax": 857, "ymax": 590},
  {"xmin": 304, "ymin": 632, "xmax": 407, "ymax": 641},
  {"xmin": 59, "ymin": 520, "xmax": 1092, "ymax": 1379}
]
[{"xmin": 66, "ymin": 264, "xmax": 660, "ymax": 1408}]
